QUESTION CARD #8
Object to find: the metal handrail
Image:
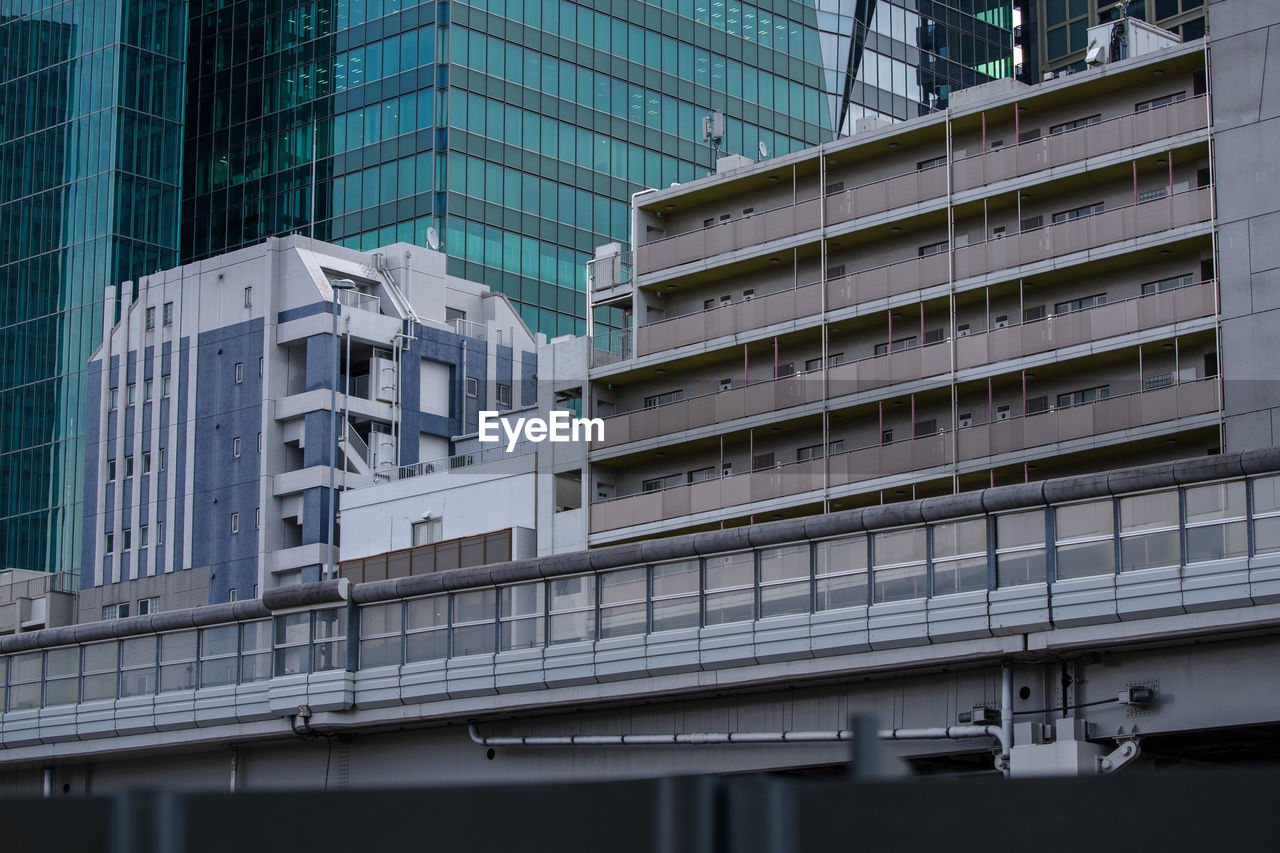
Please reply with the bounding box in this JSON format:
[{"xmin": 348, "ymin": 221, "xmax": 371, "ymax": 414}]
[
  {"xmin": 0, "ymin": 570, "xmax": 81, "ymax": 604},
  {"xmin": 336, "ymin": 288, "xmax": 380, "ymax": 313}
]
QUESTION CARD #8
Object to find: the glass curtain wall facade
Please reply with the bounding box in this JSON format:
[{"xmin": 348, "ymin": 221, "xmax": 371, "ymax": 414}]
[
  {"xmin": 1031, "ymin": 0, "xmax": 1206, "ymax": 78},
  {"xmin": 183, "ymin": 0, "xmax": 1013, "ymax": 339},
  {"xmin": 0, "ymin": 0, "xmax": 186, "ymax": 573}
]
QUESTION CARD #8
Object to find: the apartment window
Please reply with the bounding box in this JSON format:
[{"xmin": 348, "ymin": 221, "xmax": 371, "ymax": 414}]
[
  {"xmin": 1055, "ymin": 499, "xmax": 1116, "ymax": 580},
  {"xmin": 643, "ymin": 473, "xmax": 683, "ymax": 492},
  {"xmin": 359, "ymin": 602, "xmax": 403, "ymax": 667},
  {"xmin": 163, "ymin": 302, "xmax": 173, "ymax": 325},
  {"xmin": 688, "ymin": 466, "xmax": 716, "ymax": 484},
  {"xmin": 918, "ymin": 240, "xmax": 949, "ymax": 257},
  {"xmin": 105, "ymin": 531, "xmax": 114, "ymax": 553},
  {"xmin": 466, "ymin": 377, "xmax": 479, "ymax": 398},
  {"xmin": 1142, "ymin": 274, "xmax": 1192, "ymax": 295},
  {"xmin": 798, "ymin": 442, "xmax": 843, "ymax": 463},
  {"xmin": 1026, "ymin": 395, "xmax": 1049, "ymax": 415},
  {"xmin": 107, "ymin": 459, "xmax": 117, "ymax": 480},
  {"xmin": 644, "ymin": 390, "xmax": 683, "ymax": 408},
  {"xmin": 548, "ymin": 575, "xmax": 595, "ymax": 645},
  {"xmin": 143, "ymin": 452, "xmax": 151, "ymax": 473},
  {"xmin": 704, "ymin": 299, "xmax": 715, "ymax": 310},
  {"xmin": 161, "ymin": 374, "xmax": 170, "ymax": 397},
  {"xmin": 931, "ymin": 518, "xmax": 988, "ymax": 595},
  {"xmin": 1049, "ymin": 114, "xmax": 1101, "ymax": 135},
  {"xmin": 256, "ymin": 508, "xmax": 261, "ymax": 529},
  {"xmin": 1055, "ymin": 293, "xmax": 1107, "ymax": 314},
  {"xmin": 128, "ymin": 383, "xmax": 136, "ymax": 405},
  {"xmin": 1052, "ymin": 202, "xmax": 1104, "ymax": 224},
  {"xmin": 1017, "ymin": 127, "xmax": 1042, "ymax": 144},
  {"xmin": 402, "ymin": 595, "xmax": 448, "ymax": 662},
  {"xmin": 826, "ymin": 264, "xmax": 846, "ymax": 279},
  {"xmin": 1138, "ymin": 187, "xmax": 1168, "ymax": 204},
  {"xmin": 1023, "ymin": 304, "xmax": 1047, "ymax": 322},
  {"xmin": 496, "ymin": 384, "xmax": 511, "ymax": 406},
  {"xmin": 752, "ymin": 452, "xmax": 775, "ymax": 471},
  {"xmin": 1135, "ymin": 92, "xmax": 1186, "ymax": 112},
  {"xmin": 1020, "ymin": 214, "xmax": 1044, "ymax": 232},
  {"xmin": 917, "ymin": 155, "xmax": 947, "ymax": 171},
  {"xmin": 413, "ymin": 517, "xmax": 443, "ymax": 545},
  {"xmin": 232, "ymin": 437, "xmax": 241, "ymax": 458},
  {"xmin": 234, "ymin": 362, "xmax": 243, "ymax": 383},
  {"xmin": 828, "ymin": 352, "xmax": 846, "ymax": 367},
  {"xmin": 873, "ymin": 528, "xmax": 927, "ymax": 603},
  {"xmin": 1119, "ymin": 490, "xmax": 1181, "ymax": 572},
  {"xmin": 500, "ymin": 582, "xmax": 545, "ymax": 651},
  {"xmin": 1144, "ymin": 373, "xmax": 1173, "ymax": 391},
  {"xmin": 102, "ymin": 604, "xmax": 123, "ymax": 621},
  {"xmin": 995, "ymin": 510, "xmax": 1047, "ymax": 587},
  {"xmin": 914, "ymin": 419, "xmax": 938, "ymax": 438},
  {"xmin": 230, "ymin": 512, "xmax": 240, "ymax": 534},
  {"xmin": 1184, "ymin": 481, "xmax": 1248, "ymax": 563},
  {"xmin": 651, "ymin": 559, "xmax": 700, "ymax": 632},
  {"xmin": 445, "ymin": 307, "xmax": 466, "ymax": 323},
  {"xmin": 742, "ymin": 207, "xmax": 755, "ymax": 216},
  {"xmin": 1057, "ymin": 385, "xmax": 1111, "ymax": 408},
  {"xmin": 144, "ymin": 379, "xmax": 153, "ymax": 400},
  {"xmin": 110, "ymin": 388, "xmax": 119, "ymax": 410},
  {"xmin": 159, "ymin": 448, "xmax": 166, "ymax": 470},
  {"xmin": 875, "ymin": 336, "xmax": 918, "ymax": 356},
  {"xmin": 815, "ymin": 535, "xmax": 868, "ymax": 610},
  {"xmin": 718, "ymin": 377, "xmax": 733, "ymax": 392},
  {"xmin": 125, "ymin": 456, "xmax": 134, "ymax": 477},
  {"xmin": 244, "ymin": 286, "xmax": 253, "ymax": 307},
  {"xmin": 881, "ymin": 429, "xmax": 894, "ymax": 444},
  {"xmin": 156, "ymin": 521, "xmax": 163, "ymax": 545},
  {"xmin": 923, "ymin": 328, "xmax": 945, "ymax": 345},
  {"xmin": 140, "ymin": 525, "xmax": 149, "ymax": 548},
  {"xmin": 805, "ymin": 357, "xmax": 822, "ymax": 372},
  {"xmin": 229, "ymin": 588, "xmax": 238, "ymax": 602},
  {"xmin": 123, "ymin": 529, "xmax": 132, "ymax": 550},
  {"xmin": 137, "ymin": 596, "xmax": 159, "ymax": 616},
  {"xmin": 705, "ymin": 551, "xmax": 755, "ymax": 625},
  {"xmin": 145, "ymin": 307, "xmax": 155, "ymax": 330},
  {"xmin": 257, "ymin": 432, "xmax": 262, "ymax": 452}
]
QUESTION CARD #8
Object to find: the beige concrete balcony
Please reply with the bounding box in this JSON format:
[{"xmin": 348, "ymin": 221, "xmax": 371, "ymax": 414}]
[
  {"xmin": 631, "ymin": 189, "xmax": 1212, "ymax": 362},
  {"xmin": 633, "ymin": 98, "xmax": 1209, "ymax": 279},
  {"xmin": 588, "ymin": 378, "xmax": 1221, "ymax": 534},
  {"xmin": 601, "ymin": 283, "xmax": 1217, "ymax": 452},
  {"xmin": 951, "ymin": 95, "xmax": 1208, "ymax": 193}
]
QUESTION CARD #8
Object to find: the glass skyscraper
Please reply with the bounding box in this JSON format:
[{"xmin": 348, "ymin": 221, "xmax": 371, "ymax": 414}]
[
  {"xmin": 0, "ymin": 0, "xmax": 185, "ymax": 573},
  {"xmin": 3, "ymin": 0, "xmax": 1011, "ymax": 574}
]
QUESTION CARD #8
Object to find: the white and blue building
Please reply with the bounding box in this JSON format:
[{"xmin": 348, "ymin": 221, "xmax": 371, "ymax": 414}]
[{"xmin": 80, "ymin": 236, "xmax": 540, "ymax": 614}]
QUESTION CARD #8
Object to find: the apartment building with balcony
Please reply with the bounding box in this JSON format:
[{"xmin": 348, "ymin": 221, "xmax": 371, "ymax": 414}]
[
  {"xmin": 587, "ymin": 37, "xmax": 1222, "ymax": 545},
  {"xmin": 81, "ymin": 236, "xmax": 538, "ymax": 613}
]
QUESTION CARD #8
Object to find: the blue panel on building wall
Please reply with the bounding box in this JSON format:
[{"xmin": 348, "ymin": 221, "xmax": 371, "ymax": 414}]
[
  {"xmin": 174, "ymin": 338, "xmax": 190, "ymax": 575},
  {"xmin": 144, "ymin": 345, "xmax": 154, "ymax": 380},
  {"xmin": 82, "ymin": 360, "xmax": 102, "ymax": 588},
  {"xmin": 302, "ymin": 487, "xmax": 331, "ymax": 547},
  {"xmin": 277, "ymin": 301, "xmax": 337, "ymax": 325},
  {"xmin": 520, "ymin": 350, "xmax": 538, "ymax": 407},
  {"xmin": 305, "ymin": 333, "xmax": 337, "ymax": 393}
]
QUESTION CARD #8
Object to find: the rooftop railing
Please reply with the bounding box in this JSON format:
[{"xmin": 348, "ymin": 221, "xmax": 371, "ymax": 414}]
[{"xmin": 0, "ymin": 571, "xmax": 80, "ymax": 605}]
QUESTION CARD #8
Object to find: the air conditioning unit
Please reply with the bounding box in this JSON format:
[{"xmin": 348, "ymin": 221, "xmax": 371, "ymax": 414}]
[
  {"xmin": 993, "ymin": 314, "xmax": 1009, "ymax": 329},
  {"xmin": 957, "ymin": 324, "xmax": 971, "ymax": 337},
  {"xmin": 958, "ymin": 413, "xmax": 973, "ymax": 428},
  {"xmin": 996, "ymin": 408, "xmax": 1011, "ymax": 422}
]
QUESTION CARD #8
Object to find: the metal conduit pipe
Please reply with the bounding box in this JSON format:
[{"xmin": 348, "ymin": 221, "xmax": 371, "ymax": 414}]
[
  {"xmin": 468, "ymin": 724, "xmax": 1005, "ymax": 753},
  {"xmin": 1002, "ymin": 663, "xmax": 1015, "ymax": 777}
]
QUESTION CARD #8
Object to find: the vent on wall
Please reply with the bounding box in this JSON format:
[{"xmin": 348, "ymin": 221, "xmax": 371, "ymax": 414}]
[
  {"xmin": 996, "ymin": 404, "xmax": 1011, "ymax": 421},
  {"xmin": 958, "ymin": 412, "xmax": 973, "ymax": 428},
  {"xmin": 993, "ymin": 314, "xmax": 1010, "ymax": 329}
]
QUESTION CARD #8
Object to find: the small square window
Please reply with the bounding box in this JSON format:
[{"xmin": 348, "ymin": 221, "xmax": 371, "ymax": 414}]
[
  {"xmin": 496, "ymin": 383, "xmax": 511, "ymax": 406},
  {"xmin": 161, "ymin": 374, "xmax": 171, "ymax": 397},
  {"xmin": 159, "ymin": 448, "xmax": 166, "ymax": 470},
  {"xmin": 466, "ymin": 377, "xmax": 479, "ymax": 398},
  {"xmin": 123, "ymin": 529, "xmax": 132, "ymax": 550},
  {"xmin": 144, "ymin": 379, "xmax": 153, "ymax": 400},
  {"xmin": 258, "ymin": 356, "xmax": 263, "ymax": 378},
  {"xmin": 244, "ymin": 286, "xmax": 253, "ymax": 308},
  {"xmin": 125, "ymin": 456, "xmax": 134, "ymax": 477},
  {"xmin": 140, "ymin": 525, "xmax": 149, "ymax": 548},
  {"xmin": 105, "ymin": 531, "xmax": 114, "ymax": 553},
  {"xmin": 128, "ymin": 384, "xmax": 136, "ymax": 405},
  {"xmin": 156, "ymin": 521, "xmax": 163, "ymax": 545},
  {"xmin": 145, "ymin": 307, "xmax": 155, "ymax": 330},
  {"xmin": 234, "ymin": 362, "xmax": 243, "ymax": 383},
  {"xmin": 256, "ymin": 508, "xmax": 261, "ymax": 529},
  {"xmin": 229, "ymin": 588, "xmax": 238, "ymax": 602},
  {"xmin": 230, "ymin": 512, "xmax": 240, "ymax": 534},
  {"xmin": 257, "ymin": 432, "xmax": 262, "ymax": 452},
  {"xmin": 107, "ymin": 459, "xmax": 116, "ymax": 480},
  {"xmin": 163, "ymin": 301, "xmax": 173, "ymax": 325},
  {"xmin": 109, "ymin": 388, "xmax": 118, "ymax": 410},
  {"xmin": 232, "ymin": 437, "xmax": 241, "ymax": 458},
  {"xmin": 143, "ymin": 452, "xmax": 151, "ymax": 473}
]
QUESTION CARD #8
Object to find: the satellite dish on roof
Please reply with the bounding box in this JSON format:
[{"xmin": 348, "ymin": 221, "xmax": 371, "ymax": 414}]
[
  {"xmin": 758, "ymin": 141, "xmax": 769, "ymax": 160},
  {"xmin": 426, "ymin": 226, "xmax": 440, "ymax": 251}
]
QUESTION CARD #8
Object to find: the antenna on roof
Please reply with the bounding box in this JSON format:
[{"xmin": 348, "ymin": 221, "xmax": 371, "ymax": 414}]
[{"xmin": 426, "ymin": 226, "xmax": 440, "ymax": 251}]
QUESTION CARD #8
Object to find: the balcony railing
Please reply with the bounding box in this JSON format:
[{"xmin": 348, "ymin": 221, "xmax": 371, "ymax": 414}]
[
  {"xmin": 362, "ymin": 444, "xmax": 525, "ymax": 486},
  {"xmin": 0, "ymin": 571, "xmax": 80, "ymax": 605},
  {"xmin": 587, "ymin": 251, "xmax": 633, "ymax": 292},
  {"xmin": 592, "ymin": 329, "xmax": 634, "ymax": 367},
  {"xmin": 635, "ymin": 96, "xmax": 1209, "ymax": 278},
  {"xmin": 589, "ymin": 377, "xmax": 1221, "ymax": 533},
  {"xmin": 450, "ymin": 318, "xmax": 487, "ymax": 340},
  {"xmin": 630, "ymin": 187, "xmax": 1213, "ymax": 360},
  {"xmin": 336, "ymin": 288, "xmax": 381, "ymax": 313},
  {"xmin": 600, "ymin": 281, "xmax": 1216, "ymax": 450}
]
